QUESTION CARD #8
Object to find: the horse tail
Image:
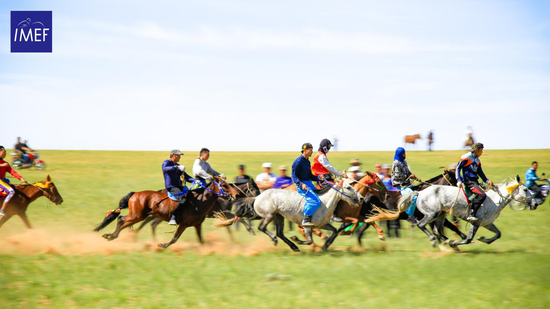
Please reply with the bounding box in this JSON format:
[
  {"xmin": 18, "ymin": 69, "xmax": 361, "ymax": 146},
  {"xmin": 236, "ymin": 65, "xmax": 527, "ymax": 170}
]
[
  {"xmin": 365, "ymin": 192, "xmax": 419, "ymax": 223},
  {"xmin": 93, "ymin": 192, "xmax": 135, "ymax": 232},
  {"xmin": 213, "ymin": 197, "xmax": 257, "ymax": 227}
]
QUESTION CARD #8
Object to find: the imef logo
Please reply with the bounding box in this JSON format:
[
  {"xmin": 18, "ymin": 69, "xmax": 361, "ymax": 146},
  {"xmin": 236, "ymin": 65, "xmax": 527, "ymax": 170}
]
[{"xmin": 11, "ymin": 11, "xmax": 53, "ymax": 53}]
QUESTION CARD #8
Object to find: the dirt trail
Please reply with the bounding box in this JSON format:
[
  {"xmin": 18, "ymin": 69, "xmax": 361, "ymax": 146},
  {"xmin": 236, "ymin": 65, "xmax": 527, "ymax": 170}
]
[{"xmin": 0, "ymin": 229, "xmax": 276, "ymax": 256}]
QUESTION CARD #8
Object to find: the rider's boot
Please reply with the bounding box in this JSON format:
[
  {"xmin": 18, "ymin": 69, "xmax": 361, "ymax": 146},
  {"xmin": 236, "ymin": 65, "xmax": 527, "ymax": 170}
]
[
  {"xmin": 0, "ymin": 209, "xmax": 5, "ymax": 216},
  {"xmin": 466, "ymin": 209, "xmax": 479, "ymax": 222},
  {"xmin": 169, "ymin": 215, "xmax": 177, "ymax": 225},
  {"xmin": 302, "ymin": 215, "xmax": 314, "ymax": 227}
]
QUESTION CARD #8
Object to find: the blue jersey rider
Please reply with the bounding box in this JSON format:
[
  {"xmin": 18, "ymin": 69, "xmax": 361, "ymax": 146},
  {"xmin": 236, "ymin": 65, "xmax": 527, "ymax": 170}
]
[
  {"xmin": 391, "ymin": 147, "xmax": 422, "ymax": 224},
  {"xmin": 456, "ymin": 143, "xmax": 494, "ymax": 222},
  {"xmin": 526, "ymin": 161, "xmax": 545, "ymax": 209},
  {"xmin": 162, "ymin": 149, "xmax": 196, "ymax": 225},
  {"xmin": 292, "ymin": 142, "xmax": 322, "ymax": 228}
]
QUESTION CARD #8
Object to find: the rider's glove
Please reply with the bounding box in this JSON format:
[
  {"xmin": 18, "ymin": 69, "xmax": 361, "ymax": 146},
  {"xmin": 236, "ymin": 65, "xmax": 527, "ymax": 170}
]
[{"xmin": 177, "ymin": 165, "xmax": 186, "ymax": 172}]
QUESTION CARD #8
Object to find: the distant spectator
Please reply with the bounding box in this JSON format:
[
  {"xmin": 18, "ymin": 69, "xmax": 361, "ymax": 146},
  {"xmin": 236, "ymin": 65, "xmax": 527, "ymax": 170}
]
[
  {"xmin": 374, "ymin": 163, "xmax": 383, "ymax": 178},
  {"xmin": 234, "ymin": 164, "xmax": 251, "ymax": 184},
  {"xmin": 381, "ymin": 164, "xmax": 398, "ymax": 191},
  {"xmin": 256, "ymin": 162, "xmax": 276, "ymax": 192},
  {"xmin": 348, "ymin": 166, "xmax": 361, "ymax": 181},
  {"xmin": 427, "ymin": 130, "xmax": 434, "ymax": 151},
  {"xmin": 273, "ymin": 165, "xmax": 293, "ymax": 189}
]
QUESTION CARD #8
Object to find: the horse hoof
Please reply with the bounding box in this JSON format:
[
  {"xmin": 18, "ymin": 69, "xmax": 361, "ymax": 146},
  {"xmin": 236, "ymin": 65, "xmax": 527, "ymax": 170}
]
[
  {"xmin": 430, "ymin": 240, "xmax": 437, "ymax": 248},
  {"xmin": 102, "ymin": 234, "xmax": 113, "ymax": 240},
  {"xmin": 290, "ymin": 236, "xmax": 299, "ymax": 242},
  {"xmin": 292, "ymin": 248, "xmax": 301, "ymax": 252},
  {"xmin": 379, "ymin": 236, "xmax": 386, "ymax": 241},
  {"xmin": 158, "ymin": 243, "xmax": 169, "ymax": 249}
]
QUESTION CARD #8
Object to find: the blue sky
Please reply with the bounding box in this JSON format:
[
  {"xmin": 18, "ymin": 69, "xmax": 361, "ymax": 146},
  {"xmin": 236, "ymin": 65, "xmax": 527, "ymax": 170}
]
[{"xmin": 2, "ymin": 1, "xmax": 549, "ymax": 151}]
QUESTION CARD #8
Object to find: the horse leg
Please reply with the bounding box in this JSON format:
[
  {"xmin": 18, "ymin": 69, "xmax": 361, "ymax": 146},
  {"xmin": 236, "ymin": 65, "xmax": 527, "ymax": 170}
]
[
  {"xmin": 450, "ymin": 224, "xmax": 480, "ymax": 247},
  {"xmin": 150, "ymin": 217, "xmax": 162, "ymax": 241},
  {"xmin": 195, "ymin": 224, "xmax": 204, "ymax": 244},
  {"xmin": 477, "ymin": 223, "xmax": 501, "ymax": 244},
  {"xmin": 226, "ymin": 226, "xmax": 235, "ymax": 242},
  {"xmin": 0, "ymin": 214, "xmax": 13, "ymax": 229},
  {"xmin": 356, "ymin": 222, "xmax": 370, "ymax": 247},
  {"xmin": 257, "ymin": 216, "xmax": 277, "ymax": 246},
  {"xmin": 443, "ymin": 218, "xmax": 467, "ymax": 240},
  {"xmin": 103, "ymin": 215, "xmax": 145, "ymax": 241},
  {"xmin": 416, "ymin": 211, "xmax": 440, "ymax": 248},
  {"xmin": 274, "ymin": 215, "xmax": 300, "ymax": 252},
  {"xmin": 322, "ymin": 223, "xmax": 342, "ymax": 251},
  {"xmin": 158, "ymin": 225, "xmax": 187, "ymax": 248},
  {"xmin": 236, "ymin": 217, "xmax": 255, "ymax": 236},
  {"xmin": 313, "ymin": 228, "xmax": 327, "ymax": 239},
  {"xmin": 370, "ymin": 222, "xmax": 385, "ymax": 241},
  {"xmin": 18, "ymin": 212, "xmax": 32, "ymax": 229},
  {"xmin": 134, "ymin": 216, "xmax": 155, "ymax": 240}
]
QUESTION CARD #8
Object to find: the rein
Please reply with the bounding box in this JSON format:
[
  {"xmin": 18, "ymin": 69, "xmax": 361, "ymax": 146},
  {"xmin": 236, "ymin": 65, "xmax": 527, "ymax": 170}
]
[
  {"xmin": 321, "ymin": 179, "xmax": 354, "ymax": 199},
  {"xmin": 197, "ymin": 179, "xmax": 229, "ymax": 197}
]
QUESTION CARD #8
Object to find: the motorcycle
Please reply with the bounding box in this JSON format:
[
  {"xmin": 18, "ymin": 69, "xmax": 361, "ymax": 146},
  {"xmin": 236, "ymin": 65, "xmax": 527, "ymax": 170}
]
[
  {"xmin": 11, "ymin": 151, "xmax": 47, "ymax": 170},
  {"xmin": 510, "ymin": 173, "xmax": 548, "ymax": 211}
]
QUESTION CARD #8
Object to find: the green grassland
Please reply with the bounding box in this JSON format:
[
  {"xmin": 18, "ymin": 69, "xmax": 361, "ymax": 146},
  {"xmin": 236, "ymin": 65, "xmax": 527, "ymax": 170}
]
[{"xmin": 0, "ymin": 149, "xmax": 549, "ymax": 308}]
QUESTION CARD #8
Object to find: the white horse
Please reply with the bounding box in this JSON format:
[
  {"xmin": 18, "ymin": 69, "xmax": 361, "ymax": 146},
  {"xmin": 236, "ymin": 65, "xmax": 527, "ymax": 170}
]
[
  {"xmin": 367, "ymin": 176, "xmax": 530, "ymax": 249},
  {"xmin": 215, "ymin": 178, "xmax": 363, "ymax": 252}
]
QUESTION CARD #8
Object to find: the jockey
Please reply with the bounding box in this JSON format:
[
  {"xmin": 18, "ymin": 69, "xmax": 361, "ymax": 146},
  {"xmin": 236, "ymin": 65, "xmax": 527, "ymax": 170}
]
[
  {"xmin": 456, "ymin": 143, "xmax": 494, "ymax": 221},
  {"xmin": 311, "ymin": 138, "xmax": 347, "ymax": 186},
  {"xmin": 163, "ymin": 149, "xmax": 196, "ymax": 225},
  {"xmin": 0, "ymin": 146, "xmax": 27, "ymax": 216},
  {"xmin": 292, "ymin": 142, "xmax": 321, "ymax": 228},
  {"xmin": 525, "ymin": 161, "xmax": 545, "ymax": 209},
  {"xmin": 192, "ymin": 148, "xmax": 226, "ymax": 186},
  {"xmin": 391, "ymin": 147, "xmax": 421, "ymax": 224},
  {"xmin": 310, "ymin": 138, "xmax": 347, "ymax": 221}
]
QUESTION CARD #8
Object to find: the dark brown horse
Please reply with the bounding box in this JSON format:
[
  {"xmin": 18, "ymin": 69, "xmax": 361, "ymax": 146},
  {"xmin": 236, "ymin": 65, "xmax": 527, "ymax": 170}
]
[
  {"xmin": 0, "ymin": 175, "xmax": 63, "ymax": 229},
  {"xmin": 131, "ymin": 179, "xmax": 261, "ymax": 240},
  {"xmin": 95, "ymin": 177, "xmax": 237, "ymax": 248}
]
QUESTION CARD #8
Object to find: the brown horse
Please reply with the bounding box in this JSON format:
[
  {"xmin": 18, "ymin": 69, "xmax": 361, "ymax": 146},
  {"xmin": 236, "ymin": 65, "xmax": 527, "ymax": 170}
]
[
  {"xmin": 404, "ymin": 134, "xmax": 421, "ymax": 147},
  {"xmin": 0, "ymin": 175, "xmax": 63, "ymax": 229},
  {"xmin": 97, "ymin": 177, "xmax": 237, "ymax": 248},
  {"xmin": 289, "ymin": 172, "xmax": 388, "ymax": 250},
  {"xmin": 130, "ymin": 179, "xmax": 261, "ymax": 240}
]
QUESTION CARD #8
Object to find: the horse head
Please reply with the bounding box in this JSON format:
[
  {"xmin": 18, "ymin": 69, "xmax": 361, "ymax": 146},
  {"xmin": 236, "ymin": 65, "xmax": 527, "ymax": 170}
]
[
  {"xmin": 508, "ymin": 175, "xmax": 531, "ymax": 205},
  {"xmin": 213, "ymin": 176, "xmax": 238, "ymax": 200},
  {"xmin": 356, "ymin": 171, "xmax": 388, "ymax": 201},
  {"xmin": 34, "ymin": 175, "xmax": 63, "ymax": 205},
  {"xmin": 338, "ymin": 178, "xmax": 364, "ymax": 206}
]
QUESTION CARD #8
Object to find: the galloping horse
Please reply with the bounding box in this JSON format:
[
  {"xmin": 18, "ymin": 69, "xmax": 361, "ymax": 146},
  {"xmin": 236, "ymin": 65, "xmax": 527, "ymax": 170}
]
[
  {"xmin": 366, "ymin": 169, "xmax": 467, "ymax": 241},
  {"xmin": 95, "ymin": 177, "xmax": 237, "ymax": 248},
  {"xmin": 404, "ymin": 134, "xmax": 421, "ymax": 148},
  {"xmin": 129, "ymin": 179, "xmax": 261, "ymax": 240},
  {"xmin": 289, "ymin": 172, "xmax": 388, "ymax": 250},
  {"xmin": 369, "ymin": 176, "xmax": 530, "ymax": 249},
  {"xmin": 216, "ymin": 179, "xmax": 363, "ymax": 252},
  {"xmin": 0, "ymin": 175, "xmax": 63, "ymax": 229}
]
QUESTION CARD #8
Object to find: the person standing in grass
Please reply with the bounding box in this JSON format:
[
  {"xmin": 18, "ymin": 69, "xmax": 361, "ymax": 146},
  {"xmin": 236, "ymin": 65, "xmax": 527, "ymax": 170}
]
[{"xmin": 0, "ymin": 145, "xmax": 27, "ymax": 216}]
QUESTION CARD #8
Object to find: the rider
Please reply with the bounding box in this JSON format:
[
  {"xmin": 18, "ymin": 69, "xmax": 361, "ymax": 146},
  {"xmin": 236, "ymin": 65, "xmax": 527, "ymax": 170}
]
[
  {"xmin": 192, "ymin": 148, "xmax": 226, "ymax": 186},
  {"xmin": 163, "ymin": 149, "xmax": 196, "ymax": 225},
  {"xmin": 0, "ymin": 146, "xmax": 27, "ymax": 216},
  {"xmin": 292, "ymin": 142, "xmax": 321, "ymax": 228},
  {"xmin": 311, "ymin": 138, "xmax": 347, "ymax": 186},
  {"xmin": 311, "ymin": 138, "xmax": 348, "ymax": 221},
  {"xmin": 391, "ymin": 147, "xmax": 421, "ymax": 224},
  {"xmin": 14, "ymin": 137, "xmax": 34, "ymax": 167},
  {"xmin": 526, "ymin": 161, "xmax": 545, "ymax": 209},
  {"xmin": 456, "ymin": 143, "xmax": 494, "ymax": 221}
]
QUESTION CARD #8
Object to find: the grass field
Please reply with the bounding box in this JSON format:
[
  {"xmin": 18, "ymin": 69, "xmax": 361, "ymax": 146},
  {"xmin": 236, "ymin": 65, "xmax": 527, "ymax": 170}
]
[{"xmin": 0, "ymin": 149, "xmax": 549, "ymax": 308}]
